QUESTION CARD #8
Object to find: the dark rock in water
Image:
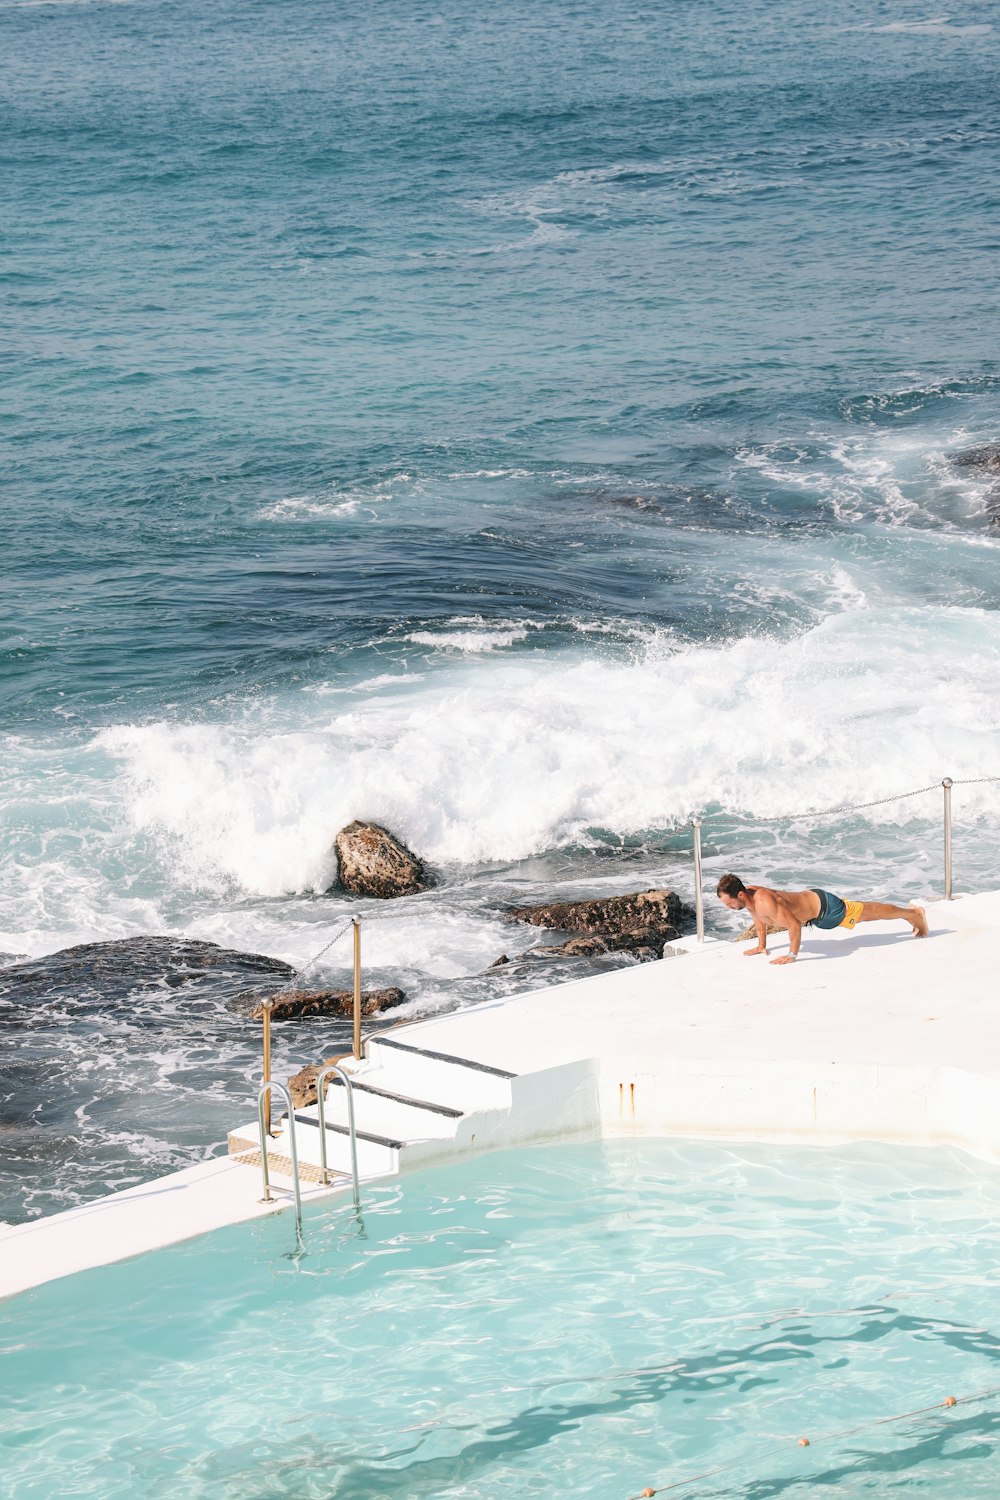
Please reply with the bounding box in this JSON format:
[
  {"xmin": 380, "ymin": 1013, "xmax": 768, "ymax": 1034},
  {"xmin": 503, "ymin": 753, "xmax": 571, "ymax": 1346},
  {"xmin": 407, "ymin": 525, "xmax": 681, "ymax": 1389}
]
[
  {"xmin": 333, "ymin": 821, "xmax": 428, "ymax": 899},
  {"xmin": 510, "ymin": 889, "xmax": 690, "ymax": 935},
  {"xmin": 0, "ymin": 936, "xmax": 301, "ymax": 1227},
  {"xmin": 508, "ymin": 888, "xmax": 693, "ymax": 964},
  {"xmin": 952, "ymin": 445, "xmax": 1000, "ymax": 474},
  {"xmin": 537, "ymin": 927, "xmax": 678, "ymax": 959},
  {"xmin": 288, "ymin": 1053, "xmax": 351, "ymax": 1109},
  {"xmin": 491, "ymin": 954, "xmax": 510, "ymax": 967},
  {"xmin": 226, "ymin": 986, "xmax": 406, "ymax": 1021},
  {"xmin": 952, "ymin": 446, "xmax": 1000, "ymax": 524},
  {"xmin": 0, "ymin": 937, "xmax": 295, "ymax": 1011}
]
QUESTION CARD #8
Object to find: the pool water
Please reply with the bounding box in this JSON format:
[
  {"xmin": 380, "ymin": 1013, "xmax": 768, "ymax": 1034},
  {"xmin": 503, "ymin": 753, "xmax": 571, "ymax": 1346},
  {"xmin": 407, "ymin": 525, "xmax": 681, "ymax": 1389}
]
[{"xmin": 4, "ymin": 1139, "xmax": 1000, "ymax": 1498}]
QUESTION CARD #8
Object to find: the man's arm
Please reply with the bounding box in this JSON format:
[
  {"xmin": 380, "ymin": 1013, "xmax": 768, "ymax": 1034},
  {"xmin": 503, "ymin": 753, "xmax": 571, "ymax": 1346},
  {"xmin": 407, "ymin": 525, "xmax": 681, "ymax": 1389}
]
[
  {"xmin": 743, "ymin": 915, "xmax": 769, "ymax": 957},
  {"xmin": 769, "ymin": 900, "xmax": 802, "ymax": 966},
  {"xmin": 742, "ymin": 889, "xmax": 779, "ymax": 957}
]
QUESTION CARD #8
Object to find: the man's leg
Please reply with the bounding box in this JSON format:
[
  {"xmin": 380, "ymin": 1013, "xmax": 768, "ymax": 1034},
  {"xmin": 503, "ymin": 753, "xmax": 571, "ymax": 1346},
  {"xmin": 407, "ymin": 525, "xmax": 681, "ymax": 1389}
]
[{"xmin": 858, "ymin": 902, "xmax": 928, "ymax": 936}]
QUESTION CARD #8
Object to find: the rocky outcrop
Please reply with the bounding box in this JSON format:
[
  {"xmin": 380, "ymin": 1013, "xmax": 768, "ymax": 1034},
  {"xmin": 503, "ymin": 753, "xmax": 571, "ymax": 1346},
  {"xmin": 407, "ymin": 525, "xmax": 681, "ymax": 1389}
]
[
  {"xmin": 953, "ymin": 445, "xmax": 1000, "ymax": 475},
  {"xmin": 0, "ymin": 937, "xmax": 295, "ymax": 1010},
  {"xmin": 507, "ymin": 889, "xmax": 693, "ymax": 963},
  {"xmin": 226, "ymin": 986, "xmax": 406, "ymax": 1021},
  {"xmin": 952, "ymin": 446, "xmax": 1000, "ymax": 524},
  {"xmin": 333, "ymin": 822, "xmax": 428, "ymax": 899},
  {"xmin": 510, "ymin": 888, "xmax": 689, "ymax": 934},
  {"xmin": 535, "ymin": 929, "xmax": 672, "ymax": 961},
  {"xmin": 288, "ymin": 1054, "xmax": 350, "ymax": 1109}
]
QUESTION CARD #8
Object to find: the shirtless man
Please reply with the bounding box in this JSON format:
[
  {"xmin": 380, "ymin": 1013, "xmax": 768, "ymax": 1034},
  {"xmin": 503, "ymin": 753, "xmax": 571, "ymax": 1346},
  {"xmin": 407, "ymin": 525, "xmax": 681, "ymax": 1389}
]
[{"xmin": 716, "ymin": 874, "xmax": 928, "ymax": 966}]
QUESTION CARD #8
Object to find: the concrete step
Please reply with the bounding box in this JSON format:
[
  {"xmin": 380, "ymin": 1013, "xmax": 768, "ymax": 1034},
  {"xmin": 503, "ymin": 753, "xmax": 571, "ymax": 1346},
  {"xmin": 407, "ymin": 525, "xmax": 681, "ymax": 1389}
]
[
  {"xmin": 363, "ymin": 1033, "xmax": 517, "ymax": 1111},
  {"xmin": 315, "ymin": 1074, "xmax": 465, "ymax": 1143},
  {"xmin": 228, "ymin": 1035, "xmax": 521, "ymax": 1186}
]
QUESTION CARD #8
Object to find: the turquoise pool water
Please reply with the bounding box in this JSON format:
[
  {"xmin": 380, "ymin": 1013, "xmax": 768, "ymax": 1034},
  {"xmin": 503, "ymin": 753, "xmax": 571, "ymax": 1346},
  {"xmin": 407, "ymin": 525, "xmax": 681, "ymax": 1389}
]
[{"xmin": 4, "ymin": 1139, "xmax": 1000, "ymax": 1498}]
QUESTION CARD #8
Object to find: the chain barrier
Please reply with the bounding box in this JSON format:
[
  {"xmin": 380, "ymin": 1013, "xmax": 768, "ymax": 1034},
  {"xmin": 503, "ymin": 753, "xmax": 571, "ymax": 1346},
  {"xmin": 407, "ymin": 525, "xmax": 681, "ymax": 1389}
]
[
  {"xmin": 624, "ymin": 1383, "xmax": 1000, "ymax": 1499},
  {"xmin": 689, "ymin": 774, "xmax": 1000, "ymax": 927},
  {"xmin": 290, "ymin": 898, "xmax": 426, "ymax": 985},
  {"xmin": 290, "ymin": 920, "xmax": 355, "ymax": 985},
  {"xmin": 697, "ymin": 774, "xmax": 1000, "ymax": 830}
]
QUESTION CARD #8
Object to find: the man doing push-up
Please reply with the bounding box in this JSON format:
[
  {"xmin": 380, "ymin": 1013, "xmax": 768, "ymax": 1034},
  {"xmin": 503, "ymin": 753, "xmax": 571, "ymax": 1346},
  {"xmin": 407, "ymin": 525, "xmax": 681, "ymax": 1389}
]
[{"xmin": 716, "ymin": 874, "xmax": 928, "ymax": 965}]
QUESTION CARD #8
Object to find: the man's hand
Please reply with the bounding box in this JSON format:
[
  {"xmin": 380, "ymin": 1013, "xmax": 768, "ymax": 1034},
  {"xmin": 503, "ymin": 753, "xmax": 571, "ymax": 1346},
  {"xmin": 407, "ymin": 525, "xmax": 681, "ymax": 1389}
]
[
  {"xmin": 770, "ymin": 954, "xmax": 796, "ymax": 966},
  {"xmin": 743, "ymin": 944, "xmax": 766, "ymax": 956}
]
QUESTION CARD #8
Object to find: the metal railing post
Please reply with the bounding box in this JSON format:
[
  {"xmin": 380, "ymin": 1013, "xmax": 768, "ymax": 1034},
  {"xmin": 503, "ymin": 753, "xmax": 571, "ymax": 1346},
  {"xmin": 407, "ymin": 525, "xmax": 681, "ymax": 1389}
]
[
  {"xmin": 262, "ymin": 1000, "xmax": 273, "ymax": 1136},
  {"xmin": 256, "ymin": 1080, "xmax": 303, "ymax": 1246},
  {"xmin": 316, "ymin": 1063, "xmax": 361, "ymax": 1211},
  {"xmin": 352, "ymin": 917, "xmax": 362, "ymax": 1059},
  {"xmin": 692, "ymin": 817, "xmax": 704, "ymax": 942},
  {"xmin": 942, "ymin": 777, "xmax": 953, "ymax": 899}
]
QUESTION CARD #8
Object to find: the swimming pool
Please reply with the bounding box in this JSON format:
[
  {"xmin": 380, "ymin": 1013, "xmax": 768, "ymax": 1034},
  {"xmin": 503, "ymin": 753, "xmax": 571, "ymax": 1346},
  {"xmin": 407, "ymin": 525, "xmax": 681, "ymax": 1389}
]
[{"xmin": 4, "ymin": 1139, "xmax": 1000, "ymax": 1498}]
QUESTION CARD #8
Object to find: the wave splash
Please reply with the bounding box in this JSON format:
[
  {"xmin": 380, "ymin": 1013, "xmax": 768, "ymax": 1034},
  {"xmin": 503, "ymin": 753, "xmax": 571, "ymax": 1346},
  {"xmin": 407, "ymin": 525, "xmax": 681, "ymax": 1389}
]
[{"xmin": 98, "ymin": 605, "xmax": 1000, "ymax": 899}]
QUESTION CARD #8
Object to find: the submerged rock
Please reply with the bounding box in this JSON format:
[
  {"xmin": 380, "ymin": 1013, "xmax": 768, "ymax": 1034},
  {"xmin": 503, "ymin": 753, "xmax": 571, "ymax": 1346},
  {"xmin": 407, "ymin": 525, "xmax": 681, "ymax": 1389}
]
[
  {"xmin": 953, "ymin": 444, "xmax": 1000, "ymax": 475},
  {"xmin": 333, "ymin": 821, "xmax": 428, "ymax": 899},
  {"xmin": 951, "ymin": 445, "xmax": 1000, "ymax": 524},
  {"xmin": 507, "ymin": 888, "xmax": 693, "ymax": 964},
  {"xmin": 537, "ymin": 928, "xmax": 674, "ymax": 960},
  {"xmin": 226, "ymin": 986, "xmax": 406, "ymax": 1021},
  {"xmin": 0, "ymin": 937, "xmax": 295, "ymax": 1010}
]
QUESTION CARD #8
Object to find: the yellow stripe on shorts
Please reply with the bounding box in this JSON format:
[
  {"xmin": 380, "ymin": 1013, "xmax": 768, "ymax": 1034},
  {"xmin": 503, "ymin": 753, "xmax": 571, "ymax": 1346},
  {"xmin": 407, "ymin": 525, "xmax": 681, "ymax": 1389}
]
[{"xmin": 840, "ymin": 899, "xmax": 864, "ymax": 930}]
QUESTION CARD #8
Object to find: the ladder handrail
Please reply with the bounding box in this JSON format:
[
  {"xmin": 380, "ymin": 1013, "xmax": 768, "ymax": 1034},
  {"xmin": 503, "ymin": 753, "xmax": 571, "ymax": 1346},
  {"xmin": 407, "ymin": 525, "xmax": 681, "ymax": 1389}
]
[
  {"xmin": 315, "ymin": 1063, "xmax": 362, "ymax": 1211},
  {"xmin": 257, "ymin": 1080, "xmax": 303, "ymax": 1247}
]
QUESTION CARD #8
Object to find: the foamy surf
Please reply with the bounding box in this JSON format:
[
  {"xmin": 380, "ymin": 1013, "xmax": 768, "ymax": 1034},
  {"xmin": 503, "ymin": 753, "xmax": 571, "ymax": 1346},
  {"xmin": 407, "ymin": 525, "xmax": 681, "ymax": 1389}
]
[{"xmin": 90, "ymin": 604, "xmax": 1000, "ymax": 903}]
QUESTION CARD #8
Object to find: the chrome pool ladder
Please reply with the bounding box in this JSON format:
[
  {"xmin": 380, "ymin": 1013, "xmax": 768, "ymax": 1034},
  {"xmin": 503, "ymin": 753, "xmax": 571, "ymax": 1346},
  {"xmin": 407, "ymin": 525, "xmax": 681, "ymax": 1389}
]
[
  {"xmin": 257, "ymin": 1079, "xmax": 303, "ymax": 1246},
  {"xmin": 256, "ymin": 1066, "xmax": 362, "ymax": 1249},
  {"xmin": 315, "ymin": 1062, "xmax": 361, "ymax": 1211}
]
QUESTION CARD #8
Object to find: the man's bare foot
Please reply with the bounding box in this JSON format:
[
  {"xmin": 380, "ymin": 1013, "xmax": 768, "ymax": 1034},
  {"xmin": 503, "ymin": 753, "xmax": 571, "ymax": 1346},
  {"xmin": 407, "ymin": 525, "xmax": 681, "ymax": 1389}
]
[{"xmin": 910, "ymin": 906, "xmax": 928, "ymax": 937}]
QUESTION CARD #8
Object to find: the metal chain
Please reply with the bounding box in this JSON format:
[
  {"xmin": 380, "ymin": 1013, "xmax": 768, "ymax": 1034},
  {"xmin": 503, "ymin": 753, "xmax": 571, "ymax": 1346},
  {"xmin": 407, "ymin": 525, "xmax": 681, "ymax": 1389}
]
[
  {"xmin": 291, "ymin": 920, "xmax": 354, "ymax": 984},
  {"xmin": 698, "ymin": 775, "xmax": 998, "ymax": 828},
  {"xmin": 290, "ymin": 898, "xmax": 425, "ymax": 984}
]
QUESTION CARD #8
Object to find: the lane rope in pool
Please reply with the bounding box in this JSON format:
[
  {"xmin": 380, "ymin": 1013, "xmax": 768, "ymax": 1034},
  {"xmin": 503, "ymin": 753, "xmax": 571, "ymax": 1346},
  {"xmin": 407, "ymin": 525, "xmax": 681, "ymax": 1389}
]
[{"xmin": 625, "ymin": 1386, "xmax": 1000, "ymax": 1498}]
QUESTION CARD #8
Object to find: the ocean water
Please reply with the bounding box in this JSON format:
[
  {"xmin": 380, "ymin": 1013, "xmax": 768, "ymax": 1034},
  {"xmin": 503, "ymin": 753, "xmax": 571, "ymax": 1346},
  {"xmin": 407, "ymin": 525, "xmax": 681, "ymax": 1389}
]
[
  {"xmin": 3, "ymin": 0, "xmax": 1000, "ymax": 1219},
  {"xmin": 5, "ymin": 1140, "xmax": 1000, "ymax": 1498}
]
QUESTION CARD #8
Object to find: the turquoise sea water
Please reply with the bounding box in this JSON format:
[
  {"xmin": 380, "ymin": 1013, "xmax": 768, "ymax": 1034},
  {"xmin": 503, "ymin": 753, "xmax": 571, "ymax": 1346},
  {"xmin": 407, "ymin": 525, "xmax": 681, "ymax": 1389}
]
[
  {"xmin": 3, "ymin": 0, "xmax": 1000, "ymax": 1217},
  {"xmin": 4, "ymin": 1139, "xmax": 1000, "ymax": 1498}
]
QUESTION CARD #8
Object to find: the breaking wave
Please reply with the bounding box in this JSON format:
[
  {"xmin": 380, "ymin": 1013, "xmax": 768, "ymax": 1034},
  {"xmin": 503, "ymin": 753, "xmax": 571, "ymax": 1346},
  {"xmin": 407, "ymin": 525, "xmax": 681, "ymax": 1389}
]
[{"xmin": 96, "ymin": 606, "xmax": 1000, "ymax": 899}]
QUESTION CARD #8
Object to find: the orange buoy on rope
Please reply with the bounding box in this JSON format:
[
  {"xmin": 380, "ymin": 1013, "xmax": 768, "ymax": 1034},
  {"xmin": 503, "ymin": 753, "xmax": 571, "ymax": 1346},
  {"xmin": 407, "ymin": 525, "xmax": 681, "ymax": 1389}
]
[
  {"xmin": 640, "ymin": 1489, "xmax": 656, "ymax": 1497},
  {"xmin": 944, "ymin": 1396, "xmax": 957, "ymax": 1407},
  {"xmin": 797, "ymin": 1437, "xmax": 810, "ymax": 1447}
]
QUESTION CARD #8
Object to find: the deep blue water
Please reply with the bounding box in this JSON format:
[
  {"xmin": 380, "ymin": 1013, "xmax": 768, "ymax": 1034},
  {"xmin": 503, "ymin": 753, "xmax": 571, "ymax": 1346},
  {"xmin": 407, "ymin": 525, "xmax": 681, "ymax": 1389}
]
[{"xmin": 3, "ymin": 0, "xmax": 1000, "ymax": 1219}]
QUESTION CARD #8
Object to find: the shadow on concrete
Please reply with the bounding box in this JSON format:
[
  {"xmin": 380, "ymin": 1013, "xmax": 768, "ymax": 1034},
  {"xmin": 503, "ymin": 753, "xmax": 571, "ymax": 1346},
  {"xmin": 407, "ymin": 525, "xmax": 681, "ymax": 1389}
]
[{"xmin": 808, "ymin": 928, "xmax": 954, "ymax": 959}]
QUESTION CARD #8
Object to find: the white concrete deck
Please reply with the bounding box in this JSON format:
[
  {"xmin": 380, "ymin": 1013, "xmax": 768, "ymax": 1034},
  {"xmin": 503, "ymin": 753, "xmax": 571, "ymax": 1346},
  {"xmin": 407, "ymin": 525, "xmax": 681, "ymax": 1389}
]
[{"xmin": 3, "ymin": 890, "xmax": 999, "ymax": 1301}]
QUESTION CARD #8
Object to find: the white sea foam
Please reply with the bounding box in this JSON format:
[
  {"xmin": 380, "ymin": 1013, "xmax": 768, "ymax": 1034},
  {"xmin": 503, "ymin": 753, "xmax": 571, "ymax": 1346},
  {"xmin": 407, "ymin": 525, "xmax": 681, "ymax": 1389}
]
[
  {"xmin": 93, "ymin": 606, "xmax": 1000, "ymax": 901},
  {"xmin": 405, "ymin": 617, "xmax": 535, "ymax": 653},
  {"xmin": 867, "ymin": 18, "xmax": 992, "ymax": 35},
  {"xmin": 257, "ymin": 472, "xmax": 418, "ymax": 522},
  {"xmin": 735, "ymin": 428, "xmax": 996, "ymax": 530}
]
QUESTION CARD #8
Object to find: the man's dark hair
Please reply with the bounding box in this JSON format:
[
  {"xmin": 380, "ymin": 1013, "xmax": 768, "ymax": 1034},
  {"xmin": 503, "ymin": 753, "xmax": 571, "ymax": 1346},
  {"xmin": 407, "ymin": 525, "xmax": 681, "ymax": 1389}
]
[{"xmin": 716, "ymin": 873, "xmax": 746, "ymax": 899}]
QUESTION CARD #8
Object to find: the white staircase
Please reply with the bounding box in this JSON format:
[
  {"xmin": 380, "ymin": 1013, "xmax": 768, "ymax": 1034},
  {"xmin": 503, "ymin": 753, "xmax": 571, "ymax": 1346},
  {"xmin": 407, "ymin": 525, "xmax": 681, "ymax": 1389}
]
[{"xmin": 228, "ymin": 1032, "xmax": 519, "ymax": 1187}]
